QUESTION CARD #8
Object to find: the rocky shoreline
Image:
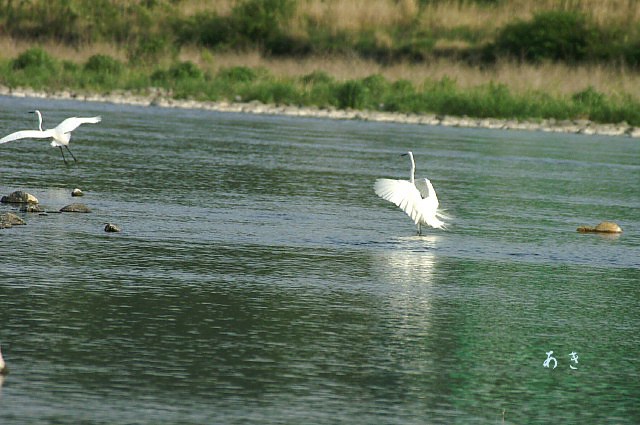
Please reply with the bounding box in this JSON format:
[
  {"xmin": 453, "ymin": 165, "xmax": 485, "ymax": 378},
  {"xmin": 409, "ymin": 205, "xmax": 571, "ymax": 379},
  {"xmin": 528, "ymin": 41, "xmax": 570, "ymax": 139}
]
[{"xmin": 2, "ymin": 85, "xmax": 640, "ymax": 138}]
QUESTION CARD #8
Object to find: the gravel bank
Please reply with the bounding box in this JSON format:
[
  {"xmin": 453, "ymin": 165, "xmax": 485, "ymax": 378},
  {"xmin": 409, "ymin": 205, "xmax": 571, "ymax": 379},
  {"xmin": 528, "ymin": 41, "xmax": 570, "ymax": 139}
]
[{"xmin": 3, "ymin": 85, "xmax": 639, "ymax": 138}]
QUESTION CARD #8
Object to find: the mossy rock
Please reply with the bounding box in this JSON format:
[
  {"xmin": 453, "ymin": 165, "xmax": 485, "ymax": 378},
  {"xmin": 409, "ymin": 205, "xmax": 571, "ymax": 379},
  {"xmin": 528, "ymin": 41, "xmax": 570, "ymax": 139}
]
[{"xmin": 577, "ymin": 221, "xmax": 622, "ymax": 233}]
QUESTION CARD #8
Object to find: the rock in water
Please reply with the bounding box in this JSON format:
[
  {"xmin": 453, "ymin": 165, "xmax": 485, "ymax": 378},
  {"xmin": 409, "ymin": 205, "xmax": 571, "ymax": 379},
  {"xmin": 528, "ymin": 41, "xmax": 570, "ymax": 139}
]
[
  {"xmin": 1, "ymin": 191, "xmax": 38, "ymax": 204},
  {"xmin": 60, "ymin": 203, "xmax": 92, "ymax": 213},
  {"xmin": 0, "ymin": 212, "xmax": 26, "ymax": 228},
  {"xmin": 594, "ymin": 221, "xmax": 623, "ymax": 233},
  {"xmin": 20, "ymin": 204, "xmax": 45, "ymax": 213},
  {"xmin": 71, "ymin": 188, "xmax": 84, "ymax": 197},
  {"xmin": 104, "ymin": 223, "xmax": 121, "ymax": 232},
  {"xmin": 577, "ymin": 221, "xmax": 622, "ymax": 233}
]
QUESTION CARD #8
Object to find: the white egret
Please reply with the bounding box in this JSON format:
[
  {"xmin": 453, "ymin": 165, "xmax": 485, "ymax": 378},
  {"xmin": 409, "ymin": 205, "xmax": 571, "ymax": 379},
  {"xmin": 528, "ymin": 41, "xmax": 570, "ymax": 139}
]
[
  {"xmin": 374, "ymin": 151, "xmax": 447, "ymax": 235},
  {"xmin": 0, "ymin": 110, "xmax": 101, "ymax": 164}
]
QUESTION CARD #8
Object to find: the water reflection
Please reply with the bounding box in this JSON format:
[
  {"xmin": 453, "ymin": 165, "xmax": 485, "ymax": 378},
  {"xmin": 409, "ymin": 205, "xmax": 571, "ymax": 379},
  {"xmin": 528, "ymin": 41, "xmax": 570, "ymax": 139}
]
[
  {"xmin": 0, "ymin": 344, "xmax": 6, "ymax": 399},
  {"xmin": 370, "ymin": 244, "xmax": 439, "ymax": 339},
  {"xmin": 592, "ymin": 232, "xmax": 622, "ymax": 241},
  {"xmin": 372, "ymin": 238, "xmax": 439, "ymax": 281}
]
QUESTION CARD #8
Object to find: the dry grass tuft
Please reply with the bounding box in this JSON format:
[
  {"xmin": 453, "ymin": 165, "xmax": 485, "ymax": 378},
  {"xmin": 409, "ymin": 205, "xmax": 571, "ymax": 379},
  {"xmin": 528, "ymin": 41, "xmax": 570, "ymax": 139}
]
[
  {"xmin": 0, "ymin": 38, "xmax": 127, "ymax": 63},
  {"xmin": 178, "ymin": 46, "xmax": 640, "ymax": 99},
  {"xmin": 168, "ymin": 0, "xmax": 234, "ymax": 18},
  {"xmin": 174, "ymin": 0, "xmax": 640, "ymax": 38},
  {"xmin": 300, "ymin": 0, "xmax": 419, "ymax": 32}
]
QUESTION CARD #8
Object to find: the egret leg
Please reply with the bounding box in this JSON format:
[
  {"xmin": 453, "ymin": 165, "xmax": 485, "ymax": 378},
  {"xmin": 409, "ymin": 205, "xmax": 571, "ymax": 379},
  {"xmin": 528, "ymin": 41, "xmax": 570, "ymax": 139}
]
[
  {"xmin": 64, "ymin": 145, "xmax": 78, "ymax": 162},
  {"xmin": 417, "ymin": 223, "xmax": 422, "ymax": 236},
  {"xmin": 58, "ymin": 146, "xmax": 68, "ymax": 164}
]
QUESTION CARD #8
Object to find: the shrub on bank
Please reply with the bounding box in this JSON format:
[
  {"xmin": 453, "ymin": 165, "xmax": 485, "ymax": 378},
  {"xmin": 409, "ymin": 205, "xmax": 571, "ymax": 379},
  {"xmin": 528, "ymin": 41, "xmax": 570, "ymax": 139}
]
[
  {"xmin": 488, "ymin": 11, "xmax": 640, "ymax": 66},
  {"xmin": 12, "ymin": 47, "xmax": 57, "ymax": 72},
  {"xmin": 217, "ymin": 66, "xmax": 265, "ymax": 84},
  {"xmin": 169, "ymin": 61, "xmax": 204, "ymax": 80},
  {"xmin": 82, "ymin": 54, "xmax": 125, "ymax": 88},
  {"xmin": 8, "ymin": 47, "xmax": 60, "ymax": 89},
  {"xmin": 174, "ymin": 0, "xmax": 296, "ymax": 52},
  {"xmin": 338, "ymin": 80, "xmax": 371, "ymax": 109},
  {"xmin": 299, "ymin": 71, "xmax": 337, "ymax": 107},
  {"xmin": 492, "ymin": 11, "xmax": 597, "ymax": 63},
  {"xmin": 84, "ymin": 55, "xmax": 123, "ymax": 75}
]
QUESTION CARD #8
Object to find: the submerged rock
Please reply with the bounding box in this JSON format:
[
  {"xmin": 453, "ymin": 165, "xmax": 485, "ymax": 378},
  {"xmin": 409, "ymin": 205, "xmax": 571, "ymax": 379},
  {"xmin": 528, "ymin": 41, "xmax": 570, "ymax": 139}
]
[
  {"xmin": 104, "ymin": 223, "xmax": 121, "ymax": 232},
  {"xmin": 60, "ymin": 203, "xmax": 92, "ymax": 213},
  {"xmin": 20, "ymin": 204, "xmax": 45, "ymax": 213},
  {"xmin": 0, "ymin": 212, "xmax": 26, "ymax": 228},
  {"xmin": 1, "ymin": 190, "xmax": 38, "ymax": 204},
  {"xmin": 577, "ymin": 221, "xmax": 623, "ymax": 233},
  {"xmin": 71, "ymin": 188, "xmax": 84, "ymax": 197}
]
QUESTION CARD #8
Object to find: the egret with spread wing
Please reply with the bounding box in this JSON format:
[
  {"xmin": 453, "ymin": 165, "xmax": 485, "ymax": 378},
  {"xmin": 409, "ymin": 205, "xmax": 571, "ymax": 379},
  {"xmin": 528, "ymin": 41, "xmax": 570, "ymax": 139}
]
[
  {"xmin": 0, "ymin": 110, "xmax": 101, "ymax": 163},
  {"xmin": 374, "ymin": 151, "xmax": 447, "ymax": 235}
]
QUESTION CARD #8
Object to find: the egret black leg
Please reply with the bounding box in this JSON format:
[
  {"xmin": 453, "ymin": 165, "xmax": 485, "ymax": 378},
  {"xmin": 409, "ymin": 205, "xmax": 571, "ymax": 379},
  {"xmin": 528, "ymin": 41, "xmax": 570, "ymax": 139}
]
[
  {"xmin": 59, "ymin": 146, "xmax": 68, "ymax": 164},
  {"xmin": 64, "ymin": 145, "xmax": 78, "ymax": 162}
]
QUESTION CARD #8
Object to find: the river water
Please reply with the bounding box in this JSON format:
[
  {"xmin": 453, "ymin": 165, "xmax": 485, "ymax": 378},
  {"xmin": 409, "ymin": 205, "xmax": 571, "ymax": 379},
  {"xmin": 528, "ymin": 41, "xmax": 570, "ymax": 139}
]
[{"xmin": 0, "ymin": 95, "xmax": 639, "ymax": 424}]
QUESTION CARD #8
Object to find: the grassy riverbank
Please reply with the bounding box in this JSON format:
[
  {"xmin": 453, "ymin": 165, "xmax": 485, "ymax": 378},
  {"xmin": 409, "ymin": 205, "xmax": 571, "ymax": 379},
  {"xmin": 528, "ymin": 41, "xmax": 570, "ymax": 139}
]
[
  {"xmin": 3, "ymin": 46, "xmax": 640, "ymax": 126},
  {"xmin": 2, "ymin": 0, "xmax": 640, "ymax": 126}
]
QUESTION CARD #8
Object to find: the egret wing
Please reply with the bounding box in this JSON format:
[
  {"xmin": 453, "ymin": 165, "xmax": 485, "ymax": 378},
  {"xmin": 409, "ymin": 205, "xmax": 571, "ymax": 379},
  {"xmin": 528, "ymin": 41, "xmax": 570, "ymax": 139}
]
[
  {"xmin": 0, "ymin": 130, "xmax": 53, "ymax": 144},
  {"xmin": 417, "ymin": 178, "xmax": 450, "ymax": 228},
  {"xmin": 374, "ymin": 178, "xmax": 424, "ymax": 225},
  {"xmin": 55, "ymin": 116, "xmax": 102, "ymax": 134},
  {"xmin": 414, "ymin": 178, "xmax": 439, "ymax": 207},
  {"xmin": 418, "ymin": 197, "xmax": 446, "ymax": 229}
]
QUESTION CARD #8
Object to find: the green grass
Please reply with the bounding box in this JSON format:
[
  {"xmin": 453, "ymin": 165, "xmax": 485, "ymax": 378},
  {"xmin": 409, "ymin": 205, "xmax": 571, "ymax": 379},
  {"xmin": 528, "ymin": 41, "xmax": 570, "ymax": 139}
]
[{"xmin": 3, "ymin": 48, "xmax": 640, "ymax": 126}]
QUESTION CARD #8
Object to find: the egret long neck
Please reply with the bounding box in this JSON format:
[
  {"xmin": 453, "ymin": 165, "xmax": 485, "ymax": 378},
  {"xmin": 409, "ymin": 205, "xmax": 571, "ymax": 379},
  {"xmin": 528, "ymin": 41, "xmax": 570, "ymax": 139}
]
[
  {"xmin": 408, "ymin": 152, "xmax": 415, "ymax": 183},
  {"xmin": 36, "ymin": 111, "xmax": 43, "ymax": 131}
]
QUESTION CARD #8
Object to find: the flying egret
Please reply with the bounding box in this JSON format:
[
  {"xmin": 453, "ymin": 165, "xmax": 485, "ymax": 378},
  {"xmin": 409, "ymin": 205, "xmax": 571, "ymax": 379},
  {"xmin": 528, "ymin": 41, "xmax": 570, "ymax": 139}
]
[
  {"xmin": 0, "ymin": 110, "xmax": 101, "ymax": 163},
  {"xmin": 374, "ymin": 151, "xmax": 447, "ymax": 235}
]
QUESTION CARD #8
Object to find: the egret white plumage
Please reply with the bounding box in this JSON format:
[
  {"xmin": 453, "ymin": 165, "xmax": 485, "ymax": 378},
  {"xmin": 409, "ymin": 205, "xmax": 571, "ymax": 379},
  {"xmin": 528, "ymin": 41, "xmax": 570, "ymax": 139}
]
[
  {"xmin": 374, "ymin": 151, "xmax": 447, "ymax": 235},
  {"xmin": 0, "ymin": 110, "xmax": 101, "ymax": 163}
]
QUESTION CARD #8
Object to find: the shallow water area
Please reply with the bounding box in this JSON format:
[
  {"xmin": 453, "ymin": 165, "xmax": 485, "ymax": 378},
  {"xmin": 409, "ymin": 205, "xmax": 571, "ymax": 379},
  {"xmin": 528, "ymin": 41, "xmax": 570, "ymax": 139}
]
[{"xmin": 1, "ymin": 95, "xmax": 639, "ymax": 424}]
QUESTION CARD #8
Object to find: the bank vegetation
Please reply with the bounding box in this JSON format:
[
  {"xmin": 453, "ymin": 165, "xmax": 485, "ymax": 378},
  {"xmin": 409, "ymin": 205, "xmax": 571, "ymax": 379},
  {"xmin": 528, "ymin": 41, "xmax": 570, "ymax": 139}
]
[{"xmin": 2, "ymin": 0, "xmax": 640, "ymax": 125}]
